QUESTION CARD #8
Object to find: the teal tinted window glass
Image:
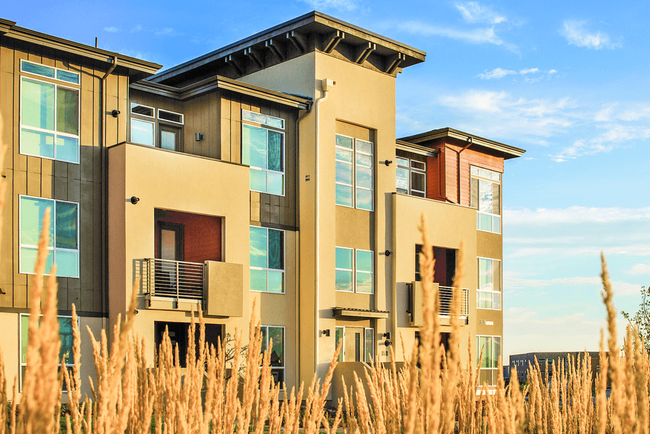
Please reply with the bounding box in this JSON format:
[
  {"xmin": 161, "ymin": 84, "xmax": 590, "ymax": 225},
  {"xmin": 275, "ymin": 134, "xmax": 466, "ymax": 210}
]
[
  {"xmin": 396, "ymin": 167, "xmax": 409, "ymax": 193},
  {"xmin": 56, "ymin": 70, "xmax": 80, "ymax": 84},
  {"xmin": 268, "ymin": 271, "xmax": 284, "ymax": 293},
  {"xmin": 59, "ymin": 318, "xmax": 74, "ymax": 364},
  {"xmin": 249, "ymin": 227, "xmax": 267, "ymax": 268},
  {"xmin": 356, "ymin": 153, "xmax": 372, "ymax": 167},
  {"xmin": 250, "ymin": 269, "xmax": 267, "ymax": 292},
  {"xmin": 55, "ymin": 136, "xmax": 78, "ymax": 163},
  {"xmin": 356, "ymin": 250, "xmax": 373, "ymax": 272},
  {"xmin": 356, "ymin": 189, "xmax": 373, "ymax": 211},
  {"xmin": 356, "ymin": 166, "xmax": 372, "ymax": 190},
  {"xmin": 268, "ymin": 230, "xmax": 283, "ymax": 270},
  {"xmin": 22, "ymin": 78, "xmax": 55, "ymax": 131},
  {"xmin": 493, "ymin": 216, "xmax": 501, "ymax": 234},
  {"xmin": 336, "ymin": 148, "xmax": 352, "ymax": 163},
  {"xmin": 55, "ymin": 202, "xmax": 78, "ymax": 249},
  {"xmin": 335, "ymin": 185, "xmax": 353, "ymax": 207},
  {"xmin": 356, "ymin": 140, "xmax": 372, "ymax": 155},
  {"xmin": 364, "ymin": 328, "xmax": 374, "ymax": 363},
  {"xmin": 160, "ymin": 130, "xmax": 176, "ymax": 151},
  {"xmin": 56, "ymin": 87, "xmax": 79, "ymax": 135},
  {"xmin": 336, "ymin": 247, "xmax": 353, "ymax": 270},
  {"xmin": 261, "ymin": 326, "xmax": 268, "ymax": 353},
  {"xmin": 335, "ymin": 327, "xmax": 343, "ymax": 362},
  {"xmin": 20, "ymin": 197, "xmax": 54, "ymax": 247},
  {"xmin": 336, "ymin": 161, "xmax": 352, "ymax": 185},
  {"xmin": 243, "ymin": 124, "xmax": 268, "ymax": 169},
  {"xmin": 21, "ymin": 61, "xmax": 55, "ymax": 78},
  {"xmin": 250, "ymin": 169, "xmax": 267, "ymax": 193},
  {"xmin": 267, "ymin": 172, "xmax": 283, "ymax": 196},
  {"xmin": 268, "ymin": 327, "xmax": 284, "ymax": 366},
  {"xmin": 268, "ymin": 131, "xmax": 283, "ymax": 172},
  {"xmin": 131, "ymin": 119, "xmax": 154, "ymax": 146},
  {"xmin": 21, "ymin": 129, "xmax": 54, "ymax": 160},
  {"xmin": 336, "ymin": 135, "xmax": 353, "ymax": 149},
  {"xmin": 336, "ymin": 270, "xmax": 353, "ymax": 292},
  {"xmin": 356, "ymin": 272, "xmax": 373, "ymax": 294},
  {"xmin": 56, "ymin": 250, "xmax": 78, "ymax": 278}
]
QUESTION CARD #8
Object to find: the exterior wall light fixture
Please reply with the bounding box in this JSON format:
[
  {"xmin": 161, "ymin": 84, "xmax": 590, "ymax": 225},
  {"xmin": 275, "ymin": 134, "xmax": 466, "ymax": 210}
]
[
  {"xmin": 384, "ymin": 159, "xmax": 392, "ymax": 166},
  {"xmin": 384, "ymin": 250, "xmax": 391, "ymax": 256},
  {"xmin": 321, "ymin": 329, "xmax": 330, "ymax": 337},
  {"xmin": 111, "ymin": 109, "xmax": 120, "ymax": 118},
  {"xmin": 130, "ymin": 196, "xmax": 140, "ymax": 204}
]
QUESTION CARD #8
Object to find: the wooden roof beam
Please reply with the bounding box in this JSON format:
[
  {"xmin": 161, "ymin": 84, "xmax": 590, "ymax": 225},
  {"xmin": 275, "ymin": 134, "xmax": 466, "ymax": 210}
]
[
  {"xmin": 265, "ymin": 39, "xmax": 284, "ymax": 61},
  {"xmin": 322, "ymin": 30, "xmax": 345, "ymax": 53},
  {"xmin": 386, "ymin": 52, "xmax": 405, "ymax": 74},
  {"xmin": 243, "ymin": 47, "xmax": 263, "ymax": 69},
  {"xmin": 225, "ymin": 55, "xmax": 243, "ymax": 76},
  {"xmin": 286, "ymin": 30, "xmax": 307, "ymax": 53},
  {"xmin": 355, "ymin": 42, "xmax": 376, "ymax": 64}
]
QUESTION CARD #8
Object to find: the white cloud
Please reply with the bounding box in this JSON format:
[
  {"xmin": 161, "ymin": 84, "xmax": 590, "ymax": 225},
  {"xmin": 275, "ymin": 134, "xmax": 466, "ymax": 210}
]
[
  {"xmin": 477, "ymin": 68, "xmax": 516, "ymax": 79},
  {"xmin": 130, "ymin": 25, "xmax": 142, "ymax": 33},
  {"xmin": 504, "ymin": 206, "xmax": 650, "ymax": 225},
  {"xmin": 519, "ymin": 68, "xmax": 539, "ymax": 74},
  {"xmin": 560, "ymin": 20, "xmax": 622, "ymax": 50},
  {"xmin": 103, "ymin": 27, "xmax": 119, "ymax": 33},
  {"xmin": 300, "ymin": 0, "xmax": 358, "ymax": 11},
  {"xmin": 552, "ymin": 124, "xmax": 650, "ymax": 161},
  {"xmin": 155, "ymin": 27, "xmax": 178, "ymax": 36},
  {"xmin": 630, "ymin": 263, "xmax": 650, "ymax": 276},
  {"xmin": 398, "ymin": 21, "xmax": 505, "ymax": 46},
  {"xmin": 455, "ymin": 2, "xmax": 506, "ymax": 24}
]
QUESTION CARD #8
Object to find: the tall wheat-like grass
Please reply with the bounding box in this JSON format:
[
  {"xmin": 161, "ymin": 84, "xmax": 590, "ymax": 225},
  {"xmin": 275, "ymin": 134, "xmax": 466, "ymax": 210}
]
[{"xmin": 0, "ymin": 112, "xmax": 649, "ymax": 432}]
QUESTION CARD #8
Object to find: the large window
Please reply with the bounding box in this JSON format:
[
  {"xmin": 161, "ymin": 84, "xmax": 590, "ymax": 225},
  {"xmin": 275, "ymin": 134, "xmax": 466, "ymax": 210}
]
[
  {"xmin": 477, "ymin": 335, "xmax": 501, "ymax": 387},
  {"xmin": 20, "ymin": 314, "xmax": 75, "ymax": 390},
  {"xmin": 335, "ymin": 326, "xmax": 374, "ymax": 363},
  {"xmin": 335, "ymin": 134, "xmax": 373, "ymax": 210},
  {"xmin": 242, "ymin": 110, "xmax": 285, "ymax": 196},
  {"xmin": 250, "ymin": 227, "xmax": 284, "ymax": 293},
  {"xmin": 20, "ymin": 60, "xmax": 80, "ymax": 164},
  {"xmin": 396, "ymin": 157, "xmax": 426, "ymax": 197},
  {"xmin": 471, "ymin": 167, "xmax": 501, "ymax": 234},
  {"xmin": 335, "ymin": 247, "xmax": 374, "ymax": 294},
  {"xmin": 130, "ymin": 104, "xmax": 184, "ymax": 151},
  {"xmin": 477, "ymin": 258, "xmax": 501, "ymax": 310},
  {"xmin": 261, "ymin": 326, "xmax": 284, "ymax": 385},
  {"xmin": 20, "ymin": 196, "xmax": 79, "ymax": 278}
]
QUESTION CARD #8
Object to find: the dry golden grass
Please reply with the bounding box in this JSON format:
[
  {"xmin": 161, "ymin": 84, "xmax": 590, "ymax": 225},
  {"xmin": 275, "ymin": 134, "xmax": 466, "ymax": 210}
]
[{"xmin": 0, "ymin": 115, "xmax": 649, "ymax": 432}]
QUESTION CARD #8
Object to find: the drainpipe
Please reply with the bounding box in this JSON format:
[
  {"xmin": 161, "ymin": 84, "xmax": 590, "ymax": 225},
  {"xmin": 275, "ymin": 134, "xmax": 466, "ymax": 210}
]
[
  {"xmin": 294, "ymin": 103, "xmax": 312, "ymax": 388},
  {"xmin": 100, "ymin": 57, "xmax": 117, "ymax": 322},
  {"xmin": 445, "ymin": 136, "xmax": 472, "ymax": 204},
  {"xmin": 314, "ymin": 78, "xmax": 335, "ymax": 377}
]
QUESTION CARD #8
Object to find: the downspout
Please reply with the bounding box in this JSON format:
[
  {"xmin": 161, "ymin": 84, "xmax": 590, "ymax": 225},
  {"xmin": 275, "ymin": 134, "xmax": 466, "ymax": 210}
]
[
  {"xmin": 101, "ymin": 57, "xmax": 117, "ymax": 322},
  {"xmin": 294, "ymin": 103, "xmax": 312, "ymax": 388},
  {"xmin": 315, "ymin": 79, "xmax": 335, "ymax": 377},
  {"xmin": 445, "ymin": 136, "xmax": 472, "ymax": 204}
]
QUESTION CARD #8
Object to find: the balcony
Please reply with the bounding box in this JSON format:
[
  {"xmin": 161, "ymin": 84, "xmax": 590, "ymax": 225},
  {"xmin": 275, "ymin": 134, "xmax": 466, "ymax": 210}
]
[
  {"xmin": 408, "ymin": 282, "xmax": 469, "ymax": 327},
  {"xmin": 143, "ymin": 258, "xmax": 243, "ymax": 317}
]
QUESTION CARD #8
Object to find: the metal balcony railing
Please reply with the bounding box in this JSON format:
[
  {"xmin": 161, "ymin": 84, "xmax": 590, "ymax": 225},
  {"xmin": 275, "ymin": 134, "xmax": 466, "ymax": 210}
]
[
  {"xmin": 144, "ymin": 258, "xmax": 205, "ymax": 302},
  {"xmin": 438, "ymin": 286, "xmax": 469, "ymax": 318}
]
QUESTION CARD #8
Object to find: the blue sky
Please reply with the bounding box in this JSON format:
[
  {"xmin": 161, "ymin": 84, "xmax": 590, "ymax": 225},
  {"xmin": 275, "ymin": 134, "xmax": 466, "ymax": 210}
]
[{"xmin": 5, "ymin": 0, "xmax": 650, "ymax": 360}]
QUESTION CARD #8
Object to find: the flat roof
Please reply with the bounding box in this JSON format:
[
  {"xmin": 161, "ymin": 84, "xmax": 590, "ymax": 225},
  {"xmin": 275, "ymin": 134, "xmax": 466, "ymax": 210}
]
[
  {"xmin": 150, "ymin": 11, "xmax": 426, "ymax": 83},
  {"xmin": 0, "ymin": 18, "xmax": 161, "ymax": 79},
  {"xmin": 399, "ymin": 127, "xmax": 525, "ymax": 159}
]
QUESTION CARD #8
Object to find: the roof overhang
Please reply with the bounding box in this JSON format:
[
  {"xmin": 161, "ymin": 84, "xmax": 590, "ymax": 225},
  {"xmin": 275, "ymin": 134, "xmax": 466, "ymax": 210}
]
[
  {"xmin": 332, "ymin": 307, "xmax": 389, "ymax": 319},
  {"xmin": 150, "ymin": 11, "xmax": 426, "ymax": 84},
  {"xmin": 399, "ymin": 128, "xmax": 525, "ymax": 160},
  {"xmin": 131, "ymin": 75, "xmax": 311, "ymax": 110},
  {"xmin": 0, "ymin": 18, "xmax": 161, "ymax": 80},
  {"xmin": 396, "ymin": 139, "xmax": 439, "ymax": 157}
]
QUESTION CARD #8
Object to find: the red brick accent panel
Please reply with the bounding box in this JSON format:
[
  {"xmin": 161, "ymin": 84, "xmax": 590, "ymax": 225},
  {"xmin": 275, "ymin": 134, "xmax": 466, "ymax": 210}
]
[{"xmin": 155, "ymin": 210, "xmax": 222, "ymax": 262}]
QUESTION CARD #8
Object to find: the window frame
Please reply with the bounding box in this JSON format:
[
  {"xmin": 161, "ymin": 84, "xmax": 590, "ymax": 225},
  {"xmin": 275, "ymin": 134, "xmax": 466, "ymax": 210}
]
[
  {"xmin": 396, "ymin": 157, "xmax": 426, "ymax": 197},
  {"xmin": 335, "ymin": 134, "xmax": 374, "ymax": 211},
  {"xmin": 19, "ymin": 195, "xmax": 80, "ymax": 278},
  {"xmin": 242, "ymin": 110, "xmax": 286, "ymax": 197},
  {"xmin": 335, "ymin": 326, "xmax": 345, "ymax": 362},
  {"xmin": 19, "ymin": 66, "xmax": 81, "ymax": 164},
  {"xmin": 19, "ymin": 313, "xmax": 77, "ymax": 392},
  {"xmin": 476, "ymin": 335, "xmax": 501, "ymax": 387},
  {"xmin": 471, "ymin": 166, "xmax": 502, "ymax": 234},
  {"xmin": 130, "ymin": 117, "xmax": 156, "ymax": 147},
  {"xmin": 249, "ymin": 226, "xmax": 285, "ymax": 294},
  {"xmin": 157, "ymin": 108, "xmax": 185, "ymax": 125},
  {"xmin": 477, "ymin": 257, "xmax": 501, "ymax": 310},
  {"xmin": 335, "ymin": 247, "xmax": 374, "ymax": 294},
  {"xmin": 364, "ymin": 327, "xmax": 375, "ymax": 364},
  {"xmin": 260, "ymin": 325, "xmax": 285, "ymax": 388}
]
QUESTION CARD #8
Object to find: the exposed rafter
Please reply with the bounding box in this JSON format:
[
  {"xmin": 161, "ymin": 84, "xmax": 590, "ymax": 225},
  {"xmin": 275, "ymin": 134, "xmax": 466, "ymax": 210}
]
[
  {"xmin": 385, "ymin": 52, "xmax": 405, "ymax": 74},
  {"xmin": 265, "ymin": 39, "xmax": 284, "ymax": 61},
  {"xmin": 286, "ymin": 30, "xmax": 307, "ymax": 53},
  {"xmin": 355, "ymin": 42, "xmax": 376, "ymax": 64},
  {"xmin": 322, "ymin": 30, "xmax": 345, "ymax": 53},
  {"xmin": 225, "ymin": 55, "xmax": 243, "ymax": 76},
  {"xmin": 243, "ymin": 47, "xmax": 263, "ymax": 69}
]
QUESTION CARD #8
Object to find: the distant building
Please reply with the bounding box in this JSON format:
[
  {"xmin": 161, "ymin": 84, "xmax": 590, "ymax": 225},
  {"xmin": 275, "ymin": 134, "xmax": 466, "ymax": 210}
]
[{"xmin": 508, "ymin": 352, "xmax": 602, "ymax": 384}]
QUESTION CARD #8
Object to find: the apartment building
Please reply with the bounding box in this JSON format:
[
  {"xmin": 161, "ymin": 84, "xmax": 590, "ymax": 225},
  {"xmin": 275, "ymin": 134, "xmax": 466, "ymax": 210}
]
[{"xmin": 0, "ymin": 12, "xmax": 523, "ymax": 400}]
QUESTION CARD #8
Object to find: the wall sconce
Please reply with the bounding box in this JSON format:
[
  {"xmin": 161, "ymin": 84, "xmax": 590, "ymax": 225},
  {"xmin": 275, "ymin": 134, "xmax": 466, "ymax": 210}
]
[
  {"xmin": 380, "ymin": 332, "xmax": 391, "ymax": 340},
  {"xmin": 384, "ymin": 159, "xmax": 393, "ymax": 166},
  {"xmin": 384, "ymin": 250, "xmax": 392, "ymax": 257},
  {"xmin": 321, "ymin": 329, "xmax": 330, "ymax": 337},
  {"xmin": 130, "ymin": 196, "xmax": 140, "ymax": 204},
  {"xmin": 196, "ymin": 133, "xmax": 204, "ymax": 141},
  {"xmin": 111, "ymin": 109, "xmax": 120, "ymax": 118}
]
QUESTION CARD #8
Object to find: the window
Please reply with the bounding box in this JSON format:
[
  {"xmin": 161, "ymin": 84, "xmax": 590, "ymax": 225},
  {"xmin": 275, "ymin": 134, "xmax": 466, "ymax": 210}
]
[
  {"xmin": 242, "ymin": 110, "xmax": 285, "ymax": 195},
  {"xmin": 335, "ymin": 247, "xmax": 374, "ymax": 294},
  {"xmin": 250, "ymin": 227, "xmax": 284, "ymax": 293},
  {"xmin": 336, "ymin": 326, "xmax": 374, "ymax": 363},
  {"xmin": 261, "ymin": 326, "xmax": 284, "ymax": 385},
  {"xmin": 335, "ymin": 326, "xmax": 344, "ymax": 362},
  {"xmin": 154, "ymin": 322, "xmax": 222, "ymax": 368},
  {"xmin": 471, "ymin": 167, "xmax": 501, "ymax": 234},
  {"xmin": 20, "ymin": 61, "xmax": 80, "ymax": 164},
  {"xmin": 477, "ymin": 335, "xmax": 501, "ymax": 387},
  {"xmin": 20, "ymin": 314, "xmax": 75, "ymax": 390},
  {"xmin": 131, "ymin": 104, "xmax": 184, "ymax": 151},
  {"xmin": 396, "ymin": 157, "xmax": 426, "ymax": 197},
  {"xmin": 335, "ymin": 134, "xmax": 373, "ymax": 210},
  {"xmin": 477, "ymin": 258, "xmax": 501, "ymax": 310},
  {"xmin": 20, "ymin": 196, "xmax": 79, "ymax": 278},
  {"xmin": 364, "ymin": 327, "xmax": 374, "ymax": 363}
]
